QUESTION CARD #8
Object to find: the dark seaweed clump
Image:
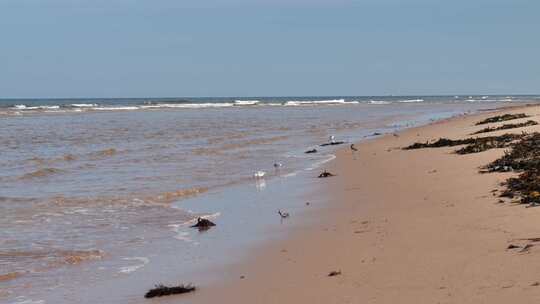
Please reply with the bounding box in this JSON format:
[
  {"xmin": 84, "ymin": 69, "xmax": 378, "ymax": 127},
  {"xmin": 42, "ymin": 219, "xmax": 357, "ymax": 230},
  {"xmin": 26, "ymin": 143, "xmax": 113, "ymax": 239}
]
[
  {"xmin": 320, "ymin": 141, "xmax": 345, "ymax": 147},
  {"xmin": 486, "ymin": 133, "xmax": 540, "ymax": 172},
  {"xmin": 475, "ymin": 113, "xmax": 528, "ymax": 125},
  {"xmin": 485, "ymin": 133, "xmax": 540, "ymax": 205},
  {"xmin": 145, "ymin": 284, "xmax": 196, "ymax": 298},
  {"xmin": 472, "ymin": 120, "xmax": 538, "ymax": 134},
  {"xmin": 403, "ymin": 133, "xmax": 523, "ymax": 154}
]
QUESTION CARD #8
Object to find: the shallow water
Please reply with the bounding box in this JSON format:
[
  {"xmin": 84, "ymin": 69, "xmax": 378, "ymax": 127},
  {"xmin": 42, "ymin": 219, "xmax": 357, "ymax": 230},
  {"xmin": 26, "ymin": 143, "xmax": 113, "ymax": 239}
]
[{"xmin": 0, "ymin": 96, "xmax": 535, "ymax": 303}]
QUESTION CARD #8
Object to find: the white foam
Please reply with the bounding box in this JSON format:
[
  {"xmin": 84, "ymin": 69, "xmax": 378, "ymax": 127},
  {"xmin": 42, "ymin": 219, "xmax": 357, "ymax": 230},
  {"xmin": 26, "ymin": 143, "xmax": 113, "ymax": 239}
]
[
  {"xmin": 13, "ymin": 105, "xmax": 60, "ymax": 110},
  {"xmin": 119, "ymin": 257, "xmax": 149, "ymax": 274},
  {"xmin": 397, "ymin": 99, "xmax": 424, "ymax": 103},
  {"xmin": 139, "ymin": 103, "xmax": 234, "ymax": 109},
  {"xmin": 93, "ymin": 106, "xmax": 140, "ymax": 111},
  {"xmin": 10, "ymin": 299, "xmax": 45, "ymax": 304},
  {"xmin": 306, "ymin": 154, "xmax": 337, "ymax": 171},
  {"xmin": 285, "ymin": 99, "xmax": 348, "ymax": 106},
  {"xmin": 70, "ymin": 103, "xmax": 98, "ymax": 107},
  {"xmin": 368, "ymin": 100, "xmax": 391, "ymax": 105},
  {"xmin": 234, "ymin": 100, "xmax": 260, "ymax": 106}
]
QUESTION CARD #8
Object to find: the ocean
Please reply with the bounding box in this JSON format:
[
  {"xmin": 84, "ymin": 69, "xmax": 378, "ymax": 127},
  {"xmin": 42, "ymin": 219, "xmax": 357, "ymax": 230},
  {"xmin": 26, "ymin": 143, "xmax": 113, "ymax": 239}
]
[{"xmin": 0, "ymin": 95, "xmax": 537, "ymax": 303}]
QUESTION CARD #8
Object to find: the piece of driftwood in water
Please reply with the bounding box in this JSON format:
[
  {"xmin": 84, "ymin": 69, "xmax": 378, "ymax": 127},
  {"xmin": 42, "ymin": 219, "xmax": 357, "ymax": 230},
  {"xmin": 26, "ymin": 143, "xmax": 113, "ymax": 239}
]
[
  {"xmin": 472, "ymin": 120, "xmax": 538, "ymax": 134},
  {"xmin": 144, "ymin": 284, "xmax": 196, "ymax": 298},
  {"xmin": 475, "ymin": 113, "xmax": 528, "ymax": 125},
  {"xmin": 305, "ymin": 149, "xmax": 318, "ymax": 154},
  {"xmin": 318, "ymin": 170, "xmax": 335, "ymax": 178},
  {"xmin": 190, "ymin": 217, "xmax": 216, "ymax": 230},
  {"xmin": 320, "ymin": 141, "xmax": 345, "ymax": 147}
]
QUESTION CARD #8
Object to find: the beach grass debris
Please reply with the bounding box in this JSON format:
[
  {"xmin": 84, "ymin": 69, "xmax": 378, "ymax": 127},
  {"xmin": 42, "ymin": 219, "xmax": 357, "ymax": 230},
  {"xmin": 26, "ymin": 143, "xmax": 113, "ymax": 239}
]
[
  {"xmin": 305, "ymin": 149, "xmax": 318, "ymax": 154},
  {"xmin": 318, "ymin": 170, "xmax": 335, "ymax": 178},
  {"xmin": 520, "ymin": 244, "xmax": 534, "ymax": 253},
  {"xmin": 403, "ymin": 133, "xmax": 523, "ymax": 154},
  {"xmin": 144, "ymin": 283, "xmax": 196, "ymax": 298},
  {"xmin": 472, "ymin": 120, "xmax": 538, "ymax": 134},
  {"xmin": 328, "ymin": 270, "xmax": 342, "ymax": 277},
  {"xmin": 475, "ymin": 113, "xmax": 529, "ymax": 125},
  {"xmin": 190, "ymin": 217, "xmax": 216, "ymax": 230}
]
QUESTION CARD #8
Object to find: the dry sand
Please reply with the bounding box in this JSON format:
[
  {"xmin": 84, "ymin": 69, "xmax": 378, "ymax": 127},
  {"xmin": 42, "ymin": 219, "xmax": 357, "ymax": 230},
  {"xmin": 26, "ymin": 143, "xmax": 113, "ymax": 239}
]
[{"xmin": 183, "ymin": 105, "xmax": 540, "ymax": 303}]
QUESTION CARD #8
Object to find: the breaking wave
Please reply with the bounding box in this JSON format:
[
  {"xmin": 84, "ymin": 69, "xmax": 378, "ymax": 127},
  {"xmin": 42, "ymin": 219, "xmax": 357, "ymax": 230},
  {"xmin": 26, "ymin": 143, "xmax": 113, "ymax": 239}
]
[
  {"xmin": 234, "ymin": 100, "xmax": 260, "ymax": 105},
  {"xmin": 397, "ymin": 99, "xmax": 424, "ymax": 103},
  {"xmin": 284, "ymin": 99, "xmax": 358, "ymax": 106}
]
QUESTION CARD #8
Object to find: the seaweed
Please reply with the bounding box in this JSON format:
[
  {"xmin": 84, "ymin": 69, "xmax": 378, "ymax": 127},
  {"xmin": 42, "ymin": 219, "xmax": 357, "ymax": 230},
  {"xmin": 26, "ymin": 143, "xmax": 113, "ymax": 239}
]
[
  {"xmin": 475, "ymin": 113, "xmax": 528, "ymax": 125},
  {"xmin": 320, "ymin": 141, "xmax": 345, "ymax": 147},
  {"xmin": 318, "ymin": 170, "xmax": 335, "ymax": 178},
  {"xmin": 144, "ymin": 284, "xmax": 196, "ymax": 298},
  {"xmin": 190, "ymin": 217, "xmax": 216, "ymax": 230},
  {"xmin": 486, "ymin": 133, "xmax": 540, "ymax": 172},
  {"xmin": 484, "ymin": 133, "xmax": 540, "ymax": 206},
  {"xmin": 403, "ymin": 133, "xmax": 523, "ymax": 154},
  {"xmin": 305, "ymin": 149, "xmax": 318, "ymax": 154},
  {"xmin": 472, "ymin": 120, "xmax": 538, "ymax": 134},
  {"xmin": 328, "ymin": 270, "xmax": 342, "ymax": 277}
]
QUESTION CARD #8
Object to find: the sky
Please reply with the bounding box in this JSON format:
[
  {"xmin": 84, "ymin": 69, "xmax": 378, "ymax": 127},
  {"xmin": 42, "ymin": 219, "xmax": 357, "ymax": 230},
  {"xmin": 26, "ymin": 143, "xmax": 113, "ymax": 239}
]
[{"xmin": 0, "ymin": 0, "xmax": 538, "ymax": 98}]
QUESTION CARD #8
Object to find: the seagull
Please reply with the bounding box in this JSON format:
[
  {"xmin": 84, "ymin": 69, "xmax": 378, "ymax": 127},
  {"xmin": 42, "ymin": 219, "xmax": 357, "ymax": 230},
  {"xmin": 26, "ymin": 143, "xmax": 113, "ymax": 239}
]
[
  {"xmin": 329, "ymin": 135, "xmax": 336, "ymax": 143},
  {"xmin": 273, "ymin": 162, "xmax": 283, "ymax": 168},
  {"xmin": 253, "ymin": 171, "xmax": 266, "ymax": 178},
  {"xmin": 278, "ymin": 210, "xmax": 290, "ymax": 218},
  {"xmin": 350, "ymin": 144, "xmax": 358, "ymax": 152}
]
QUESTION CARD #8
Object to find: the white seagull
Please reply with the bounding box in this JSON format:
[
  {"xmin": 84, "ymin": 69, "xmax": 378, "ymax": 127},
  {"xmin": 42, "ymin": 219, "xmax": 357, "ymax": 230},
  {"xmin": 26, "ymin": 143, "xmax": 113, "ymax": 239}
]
[{"xmin": 253, "ymin": 171, "xmax": 266, "ymax": 178}]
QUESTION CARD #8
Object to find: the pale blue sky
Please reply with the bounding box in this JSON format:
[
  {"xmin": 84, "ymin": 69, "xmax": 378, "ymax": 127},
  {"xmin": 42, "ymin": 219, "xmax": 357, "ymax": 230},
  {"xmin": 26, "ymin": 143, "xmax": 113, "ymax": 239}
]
[{"xmin": 1, "ymin": 0, "xmax": 538, "ymax": 98}]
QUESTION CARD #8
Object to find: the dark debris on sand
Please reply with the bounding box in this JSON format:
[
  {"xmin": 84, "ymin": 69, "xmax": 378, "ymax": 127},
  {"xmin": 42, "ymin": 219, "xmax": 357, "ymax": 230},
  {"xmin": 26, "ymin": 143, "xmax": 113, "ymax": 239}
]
[
  {"xmin": 305, "ymin": 149, "xmax": 318, "ymax": 154},
  {"xmin": 144, "ymin": 284, "xmax": 196, "ymax": 298},
  {"xmin": 320, "ymin": 141, "xmax": 345, "ymax": 147},
  {"xmin": 472, "ymin": 120, "xmax": 538, "ymax": 134},
  {"xmin": 328, "ymin": 270, "xmax": 342, "ymax": 277},
  {"xmin": 403, "ymin": 133, "xmax": 523, "ymax": 155},
  {"xmin": 482, "ymin": 133, "xmax": 540, "ymax": 206},
  {"xmin": 405, "ymin": 128, "xmax": 540, "ymax": 207},
  {"xmin": 318, "ymin": 170, "xmax": 335, "ymax": 178},
  {"xmin": 475, "ymin": 113, "xmax": 529, "ymax": 125}
]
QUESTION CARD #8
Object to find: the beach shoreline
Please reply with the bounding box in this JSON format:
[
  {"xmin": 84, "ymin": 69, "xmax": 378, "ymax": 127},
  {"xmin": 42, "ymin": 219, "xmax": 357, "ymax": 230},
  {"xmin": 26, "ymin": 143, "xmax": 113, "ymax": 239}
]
[{"xmin": 181, "ymin": 104, "xmax": 540, "ymax": 303}]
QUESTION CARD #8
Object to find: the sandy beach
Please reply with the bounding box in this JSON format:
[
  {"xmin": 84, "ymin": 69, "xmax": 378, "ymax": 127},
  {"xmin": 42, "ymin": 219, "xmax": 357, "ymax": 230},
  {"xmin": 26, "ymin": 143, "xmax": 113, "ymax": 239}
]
[{"xmin": 177, "ymin": 105, "xmax": 540, "ymax": 303}]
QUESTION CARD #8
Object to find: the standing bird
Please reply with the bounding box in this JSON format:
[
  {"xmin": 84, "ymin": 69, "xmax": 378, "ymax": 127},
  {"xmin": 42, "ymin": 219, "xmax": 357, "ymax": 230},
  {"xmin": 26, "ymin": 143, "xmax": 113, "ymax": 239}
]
[
  {"xmin": 278, "ymin": 210, "xmax": 290, "ymax": 218},
  {"xmin": 350, "ymin": 144, "xmax": 358, "ymax": 152},
  {"xmin": 329, "ymin": 135, "xmax": 336, "ymax": 143},
  {"xmin": 273, "ymin": 162, "xmax": 283, "ymax": 169}
]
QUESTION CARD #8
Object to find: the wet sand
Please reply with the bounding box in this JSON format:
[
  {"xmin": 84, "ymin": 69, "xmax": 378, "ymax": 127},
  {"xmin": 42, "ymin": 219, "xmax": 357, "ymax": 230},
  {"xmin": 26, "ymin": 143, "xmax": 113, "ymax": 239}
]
[{"xmin": 184, "ymin": 105, "xmax": 540, "ymax": 303}]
